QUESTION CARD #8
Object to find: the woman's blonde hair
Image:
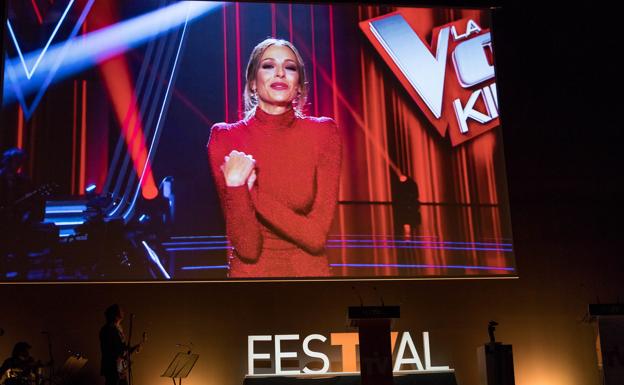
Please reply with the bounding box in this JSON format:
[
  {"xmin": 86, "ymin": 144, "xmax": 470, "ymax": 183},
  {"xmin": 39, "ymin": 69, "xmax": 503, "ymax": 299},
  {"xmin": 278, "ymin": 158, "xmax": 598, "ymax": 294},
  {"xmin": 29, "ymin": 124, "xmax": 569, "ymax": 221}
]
[{"xmin": 243, "ymin": 38, "xmax": 308, "ymax": 119}]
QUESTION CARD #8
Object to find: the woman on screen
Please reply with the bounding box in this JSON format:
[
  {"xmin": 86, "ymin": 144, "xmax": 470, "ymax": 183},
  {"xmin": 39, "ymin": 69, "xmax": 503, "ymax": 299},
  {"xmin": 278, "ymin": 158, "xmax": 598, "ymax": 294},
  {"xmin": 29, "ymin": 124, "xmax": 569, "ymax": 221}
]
[{"xmin": 207, "ymin": 38, "xmax": 342, "ymax": 278}]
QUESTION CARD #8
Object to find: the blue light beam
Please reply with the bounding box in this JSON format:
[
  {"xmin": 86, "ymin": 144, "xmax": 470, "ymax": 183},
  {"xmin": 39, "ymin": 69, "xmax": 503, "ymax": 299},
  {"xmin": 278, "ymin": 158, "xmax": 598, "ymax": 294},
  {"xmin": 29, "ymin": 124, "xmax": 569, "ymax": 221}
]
[
  {"xmin": 4, "ymin": 0, "xmax": 95, "ymax": 117},
  {"xmin": 6, "ymin": 0, "xmax": 76, "ymax": 80},
  {"xmin": 3, "ymin": 1, "xmax": 221, "ymax": 107},
  {"xmin": 121, "ymin": 2, "xmax": 194, "ymax": 221},
  {"xmin": 142, "ymin": 241, "xmax": 171, "ymax": 279}
]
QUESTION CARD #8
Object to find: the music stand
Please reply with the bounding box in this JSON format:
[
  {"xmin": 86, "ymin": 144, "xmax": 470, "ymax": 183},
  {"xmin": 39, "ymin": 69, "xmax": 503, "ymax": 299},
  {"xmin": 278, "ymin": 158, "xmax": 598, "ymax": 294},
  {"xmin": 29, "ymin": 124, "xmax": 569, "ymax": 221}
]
[
  {"xmin": 161, "ymin": 352, "xmax": 199, "ymax": 385},
  {"xmin": 54, "ymin": 355, "xmax": 88, "ymax": 385}
]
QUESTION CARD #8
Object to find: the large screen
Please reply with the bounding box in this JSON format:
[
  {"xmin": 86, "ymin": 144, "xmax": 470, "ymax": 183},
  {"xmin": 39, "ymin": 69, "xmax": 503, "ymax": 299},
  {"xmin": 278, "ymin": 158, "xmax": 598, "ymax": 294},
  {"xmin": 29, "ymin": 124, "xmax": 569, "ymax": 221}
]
[{"xmin": 0, "ymin": 0, "xmax": 515, "ymax": 281}]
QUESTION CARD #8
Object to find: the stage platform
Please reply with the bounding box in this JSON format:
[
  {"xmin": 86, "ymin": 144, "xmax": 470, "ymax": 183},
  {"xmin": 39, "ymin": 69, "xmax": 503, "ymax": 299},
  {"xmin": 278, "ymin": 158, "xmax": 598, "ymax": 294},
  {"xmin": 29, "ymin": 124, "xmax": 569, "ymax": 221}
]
[{"xmin": 244, "ymin": 370, "xmax": 456, "ymax": 385}]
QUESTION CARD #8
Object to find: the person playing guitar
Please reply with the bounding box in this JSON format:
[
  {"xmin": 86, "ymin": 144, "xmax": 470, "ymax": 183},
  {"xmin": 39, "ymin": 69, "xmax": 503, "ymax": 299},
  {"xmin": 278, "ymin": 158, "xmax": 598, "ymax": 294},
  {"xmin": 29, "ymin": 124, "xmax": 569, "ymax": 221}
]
[
  {"xmin": 0, "ymin": 148, "xmax": 40, "ymax": 225},
  {"xmin": 0, "ymin": 148, "xmax": 56, "ymax": 272},
  {"xmin": 99, "ymin": 305, "xmax": 146, "ymax": 385}
]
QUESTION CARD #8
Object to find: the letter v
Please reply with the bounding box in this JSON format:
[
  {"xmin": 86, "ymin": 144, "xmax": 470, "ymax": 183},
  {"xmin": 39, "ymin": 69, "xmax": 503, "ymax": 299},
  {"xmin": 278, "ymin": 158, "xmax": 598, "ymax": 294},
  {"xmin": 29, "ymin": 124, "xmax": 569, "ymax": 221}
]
[{"xmin": 369, "ymin": 14, "xmax": 449, "ymax": 119}]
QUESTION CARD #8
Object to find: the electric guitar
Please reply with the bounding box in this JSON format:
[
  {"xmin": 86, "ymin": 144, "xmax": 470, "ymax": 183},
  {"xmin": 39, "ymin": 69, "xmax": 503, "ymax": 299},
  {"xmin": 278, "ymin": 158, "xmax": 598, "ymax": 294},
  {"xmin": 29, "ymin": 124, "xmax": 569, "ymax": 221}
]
[
  {"xmin": 117, "ymin": 331, "xmax": 147, "ymax": 380},
  {"xmin": 0, "ymin": 182, "xmax": 57, "ymax": 222}
]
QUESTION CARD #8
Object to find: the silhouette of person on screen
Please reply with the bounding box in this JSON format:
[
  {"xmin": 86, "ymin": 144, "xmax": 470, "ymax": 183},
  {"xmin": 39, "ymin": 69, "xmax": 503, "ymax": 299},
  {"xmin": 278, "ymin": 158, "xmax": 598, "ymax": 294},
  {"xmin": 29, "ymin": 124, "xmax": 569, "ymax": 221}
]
[
  {"xmin": 0, "ymin": 148, "xmax": 35, "ymax": 227},
  {"xmin": 392, "ymin": 174, "xmax": 421, "ymax": 237},
  {"xmin": 0, "ymin": 148, "xmax": 46, "ymax": 274}
]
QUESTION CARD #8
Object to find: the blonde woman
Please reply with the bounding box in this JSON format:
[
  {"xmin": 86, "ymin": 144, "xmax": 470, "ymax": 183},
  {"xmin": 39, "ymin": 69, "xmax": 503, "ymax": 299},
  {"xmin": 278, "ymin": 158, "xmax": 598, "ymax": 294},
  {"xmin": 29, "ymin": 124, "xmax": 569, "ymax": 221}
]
[{"xmin": 207, "ymin": 38, "xmax": 342, "ymax": 278}]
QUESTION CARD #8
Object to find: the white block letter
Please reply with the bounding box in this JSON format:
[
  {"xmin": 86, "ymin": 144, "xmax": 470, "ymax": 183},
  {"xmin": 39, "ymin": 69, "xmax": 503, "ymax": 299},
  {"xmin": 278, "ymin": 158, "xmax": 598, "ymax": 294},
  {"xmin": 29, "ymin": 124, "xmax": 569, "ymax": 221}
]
[
  {"xmin": 423, "ymin": 332, "xmax": 450, "ymax": 371},
  {"xmin": 453, "ymin": 90, "xmax": 492, "ymax": 134},
  {"xmin": 303, "ymin": 334, "xmax": 330, "ymax": 374},
  {"xmin": 248, "ymin": 335, "xmax": 272, "ymax": 375},
  {"xmin": 275, "ymin": 334, "xmax": 300, "ymax": 375},
  {"xmin": 393, "ymin": 331, "xmax": 424, "ymax": 372}
]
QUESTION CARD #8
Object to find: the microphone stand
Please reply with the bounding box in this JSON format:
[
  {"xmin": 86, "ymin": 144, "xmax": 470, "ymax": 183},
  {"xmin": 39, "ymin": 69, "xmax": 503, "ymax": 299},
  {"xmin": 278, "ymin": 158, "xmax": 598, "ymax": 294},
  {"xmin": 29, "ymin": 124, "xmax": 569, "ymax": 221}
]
[
  {"xmin": 127, "ymin": 314, "xmax": 134, "ymax": 385},
  {"xmin": 43, "ymin": 332, "xmax": 54, "ymax": 385},
  {"xmin": 352, "ymin": 286, "xmax": 364, "ymax": 307}
]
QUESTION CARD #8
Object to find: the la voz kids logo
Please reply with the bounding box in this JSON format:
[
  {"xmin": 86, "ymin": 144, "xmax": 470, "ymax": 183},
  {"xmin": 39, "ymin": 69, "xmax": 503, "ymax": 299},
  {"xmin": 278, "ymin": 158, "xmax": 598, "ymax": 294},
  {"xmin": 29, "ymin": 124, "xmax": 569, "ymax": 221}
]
[{"xmin": 360, "ymin": 12, "xmax": 499, "ymax": 146}]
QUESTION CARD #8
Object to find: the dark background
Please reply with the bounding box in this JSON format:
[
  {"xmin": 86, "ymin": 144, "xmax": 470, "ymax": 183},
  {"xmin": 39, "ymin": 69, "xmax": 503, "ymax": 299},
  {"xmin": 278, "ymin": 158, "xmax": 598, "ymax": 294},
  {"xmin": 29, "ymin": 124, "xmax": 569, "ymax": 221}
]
[{"xmin": 1, "ymin": 2, "xmax": 622, "ymax": 385}]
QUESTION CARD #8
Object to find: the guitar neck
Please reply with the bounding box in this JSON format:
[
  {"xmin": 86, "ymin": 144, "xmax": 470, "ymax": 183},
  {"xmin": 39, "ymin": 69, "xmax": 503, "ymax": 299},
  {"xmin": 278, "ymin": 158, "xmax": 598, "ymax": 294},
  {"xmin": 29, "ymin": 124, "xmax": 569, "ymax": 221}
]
[{"xmin": 128, "ymin": 332, "xmax": 147, "ymax": 354}]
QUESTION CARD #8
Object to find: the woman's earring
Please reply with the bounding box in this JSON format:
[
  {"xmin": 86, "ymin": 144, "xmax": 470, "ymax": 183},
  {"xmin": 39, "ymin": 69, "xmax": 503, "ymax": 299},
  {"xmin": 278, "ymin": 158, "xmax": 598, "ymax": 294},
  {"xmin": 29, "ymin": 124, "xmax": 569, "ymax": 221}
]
[
  {"xmin": 293, "ymin": 90, "xmax": 301, "ymax": 106},
  {"xmin": 251, "ymin": 89, "xmax": 258, "ymax": 101}
]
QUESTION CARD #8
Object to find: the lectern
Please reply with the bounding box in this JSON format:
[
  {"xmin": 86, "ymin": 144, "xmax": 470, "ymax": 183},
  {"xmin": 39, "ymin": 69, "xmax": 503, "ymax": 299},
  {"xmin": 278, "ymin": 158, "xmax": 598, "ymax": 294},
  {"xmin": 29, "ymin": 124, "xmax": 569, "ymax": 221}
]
[
  {"xmin": 348, "ymin": 305, "xmax": 400, "ymax": 385},
  {"xmin": 589, "ymin": 303, "xmax": 624, "ymax": 385},
  {"xmin": 477, "ymin": 321, "xmax": 515, "ymax": 385},
  {"xmin": 476, "ymin": 344, "xmax": 514, "ymax": 385}
]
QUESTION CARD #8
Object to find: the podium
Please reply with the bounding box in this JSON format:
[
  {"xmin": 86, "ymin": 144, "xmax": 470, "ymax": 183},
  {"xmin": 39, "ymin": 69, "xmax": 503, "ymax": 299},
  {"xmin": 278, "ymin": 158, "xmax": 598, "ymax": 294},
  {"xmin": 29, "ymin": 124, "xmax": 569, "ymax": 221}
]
[
  {"xmin": 476, "ymin": 321, "xmax": 515, "ymax": 385},
  {"xmin": 348, "ymin": 306, "xmax": 400, "ymax": 385},
  {"xmin": 589, "ymin": 303, "xmax": 624, "ymax": 385},
  {"xmin": 476, "ymin": 343, "xmax": 515, "ymax": 385}
]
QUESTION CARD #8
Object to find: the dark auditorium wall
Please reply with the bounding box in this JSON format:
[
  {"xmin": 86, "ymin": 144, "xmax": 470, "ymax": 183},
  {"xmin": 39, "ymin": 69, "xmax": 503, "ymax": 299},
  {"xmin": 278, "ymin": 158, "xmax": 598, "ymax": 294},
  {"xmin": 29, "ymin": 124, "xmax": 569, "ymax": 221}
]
[{"xmin": 2, "ymin": 4, "xmax": 622, "ymax": 385}]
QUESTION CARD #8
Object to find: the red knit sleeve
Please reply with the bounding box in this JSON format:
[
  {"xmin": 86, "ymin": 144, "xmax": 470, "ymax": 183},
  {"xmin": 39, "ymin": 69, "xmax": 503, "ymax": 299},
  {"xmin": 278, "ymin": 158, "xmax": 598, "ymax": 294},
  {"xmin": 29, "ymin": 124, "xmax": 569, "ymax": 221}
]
[
  {"xmin": 207, "ymin": 124, "xmax": 263, "ymax": 261},
  {"xmin": 252, "ymin": 118, "xmax": 342, "ymax": 254}
]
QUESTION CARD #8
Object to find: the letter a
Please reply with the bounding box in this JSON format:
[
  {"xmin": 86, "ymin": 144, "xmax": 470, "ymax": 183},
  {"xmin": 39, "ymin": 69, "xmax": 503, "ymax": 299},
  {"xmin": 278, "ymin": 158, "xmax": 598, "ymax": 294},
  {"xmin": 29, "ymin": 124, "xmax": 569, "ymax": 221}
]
[{"xmin": 393, "ymin": 331, "xmax": 425, "ymax": 372}]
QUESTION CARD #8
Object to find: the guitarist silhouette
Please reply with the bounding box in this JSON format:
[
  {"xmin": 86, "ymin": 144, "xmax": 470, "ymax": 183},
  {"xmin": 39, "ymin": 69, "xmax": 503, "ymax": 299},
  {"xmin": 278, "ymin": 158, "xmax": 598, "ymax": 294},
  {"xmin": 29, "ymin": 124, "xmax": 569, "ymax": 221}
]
[
  {"xmin": 1, "ymin": 148, "xmax": 37, "ymax": 269},
  {"xmin": 0, "ymin": 148, "xmax": 40, "ymax": 225},
  {"xmin": 99, "ymin": 305, "xmax": 145, "ymax": 385},
  {"xmin": 1, "ymin": 148, "xmax": 56, "ymax": 275}
]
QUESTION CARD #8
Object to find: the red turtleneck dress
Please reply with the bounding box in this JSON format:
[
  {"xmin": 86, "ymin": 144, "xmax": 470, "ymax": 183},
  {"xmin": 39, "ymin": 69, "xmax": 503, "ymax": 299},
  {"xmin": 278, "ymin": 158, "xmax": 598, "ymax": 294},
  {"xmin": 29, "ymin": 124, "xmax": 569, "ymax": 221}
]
[{"xmin": 207, "ymin": 107, "xmax": 342, "ymax": 278}]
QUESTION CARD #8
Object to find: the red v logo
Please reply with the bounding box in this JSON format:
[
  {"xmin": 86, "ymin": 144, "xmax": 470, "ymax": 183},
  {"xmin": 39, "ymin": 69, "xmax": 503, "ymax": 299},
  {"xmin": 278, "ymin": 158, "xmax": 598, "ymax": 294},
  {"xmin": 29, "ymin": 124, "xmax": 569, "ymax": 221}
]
[
  {"xmin": 360, "ymin": 11, "xmax": 500, "ymax": 146},
  {"xmin": 368, "ymin": 13, "xmax": 450, "ymax": 120}
]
